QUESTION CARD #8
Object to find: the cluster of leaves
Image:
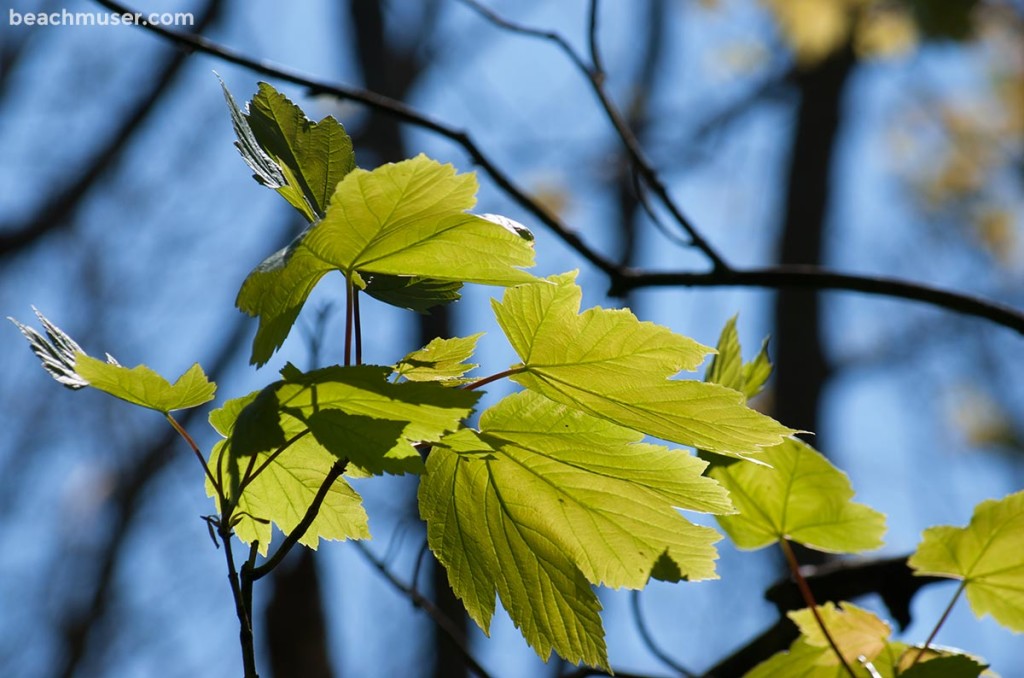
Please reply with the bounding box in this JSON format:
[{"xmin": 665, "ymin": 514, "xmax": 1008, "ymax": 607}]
[{"xmin": 10, "ymin": 82, "xmax": 1024, "ymax": 676}]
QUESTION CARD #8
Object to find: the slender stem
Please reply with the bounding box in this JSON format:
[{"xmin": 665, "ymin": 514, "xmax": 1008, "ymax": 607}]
[
  {"xmin": 352, "ymin": 541, "xmax": 493, "ymax": 678},
  {"xmin": 462, "ymin": 367, "xmax": 524, "ymax": 391},
  {"xmin": 907, "ymin": 580, "xmax": 967, "ymax": 669},
  {"xmin": 353, "ymin": 287, "xmax": 363, "ymax": 366},
  {"xmin": 219, "ymin": 524, "xmax": 258, "ymax": 677},
  {"xmin": 779, "ymin": 539, "xmax": 856, "ymax": 678},
  {"xmin": 586, "ymin": 0, "xmax": 605, "ymax": 82},
  {"xmin": 344, "ymin": 278, "xmax": 354, "ymax": 367},
  {"xmin": 166, "ymin": 413, "xmax": 222, "ymax": 499},
  {"xmin": 250, "ymin": 458, "xmax": 348, "ymax": 581}
]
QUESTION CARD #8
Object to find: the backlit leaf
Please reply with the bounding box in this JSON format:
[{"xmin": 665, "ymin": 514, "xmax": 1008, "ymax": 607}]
[
  {"xmin": 221, "ymin": 79, "xmax": 356, "ymax": 220},
  {"xmin": 395, "ymin": 333, "xmax": 482, "ymax": 383},
  {"xmin": 73, "ymin": 356, "xmax": 215, "ymax": 414},
  {"xmin": 710, "ymin": 437, "xmax": 886, "ymax": 553},
  {"xmin": 207, "ymin": 392, "xmax": 369, "ymax": 555},
  {"xmin": 361, "ymin": 273, "xmax": 462, "ymax": 313},
  {"xmin": 420, "ymin": 390, "xmax": 730, "ymax": 669},
  {"xmin": 491, "ymin": 272, "xmax": 793, "ymax": 459},
  {"xmin": 909, "ymin": 490, "xmax": 1024, "ymax": 632},
  {"xmin": 789, "ymin": 602, "xmax": 891, "ymax": 667},
  {"xmin": 236, "ymin": 155, "xmax": 537, "ymax": 365}
]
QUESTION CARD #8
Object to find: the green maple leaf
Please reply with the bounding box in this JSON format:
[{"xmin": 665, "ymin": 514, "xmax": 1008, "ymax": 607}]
[
  {"xmin": 710, "ymin": 437, "xmax": 886, "ymax": 553},
  {"xmin": 749, "ymin": 602, "xmax": 987, "ymax": 678},
  {"xmin": 361, "ymin": 273, "xmax": 463, "ymax": 313},
  {"xmin": 237, "ymin": 155, "xmax": 537, "ymax": 365},
  {"xmin": 208, "ymin": 392, "xmax": 369, "ymax": 555},
  {"xmin": 9, "ymin": 308, "xmax": 215, "ymax": 414},
  {"xmin": 419, "ymin": 390, "xmax": 731, "ymax": 669},
  {"xmin": 490, "ymin": 272, "xmax": 793, "ymax": 459},
  {"xmin": 394, "ymin": 333, "xmax": 482, "ymax": 384},
  {"xmin": 230, "ymin": 364, "xmax": 480, "ymax": 477},
  {"xmin": 221, "ymin": 79, "xmax": 355, "ymax": 220},
  {"xmin": 909, "ymin": 489, "xmax": 1024, "ymax": 632}
]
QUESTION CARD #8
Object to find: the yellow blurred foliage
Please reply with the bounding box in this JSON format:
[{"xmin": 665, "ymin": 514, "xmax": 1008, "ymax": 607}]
[
  {"xmin": 855, "ymin": 6, "xmax": 918, "ymax": 59},
  {"xmin": 765, "ymin": 0, "xmax": 855, "ymax": 65}
]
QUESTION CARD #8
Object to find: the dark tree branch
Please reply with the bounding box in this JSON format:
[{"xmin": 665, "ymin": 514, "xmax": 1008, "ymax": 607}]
[
  {"xmin": 0, "ymin": 0, "xmax": 223, "ymax": 259},
  {"xmin": 613, "ymin": 265, "xmax": 1024, "ymax": 335},
  {"xmin": 86, "ymin": 1, "xmax": 1024, "ymax": 338}
]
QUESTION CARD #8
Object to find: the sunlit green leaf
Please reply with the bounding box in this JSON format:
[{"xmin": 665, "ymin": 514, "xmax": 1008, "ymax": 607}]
[
  {"xmin": 909, "ymin": 489, "xmax": 1024, "ymax": 632},
  {"xmin": 207, "ymin": 392, "xmax": 368, "ymax": 555},
  {"xmin": 790, "ymin": 602, "xmax": 891, "ymax": 667},
  {"xmin": 710, "ymin": 437, "xmax": 886, "ymax": 553},
  {"xmin": 491, "ymin": 272, "xmax": 793, "ymax": 459},
  {"xmin": 395, "ymin": 333, "xmax": 482, "ymax": 384},
  {"xmin": 75, "ymin": 354, "xmax": 215, "ymax": 414},
  {"xmin": 237, "ymin": 155, "xmax": 537, "ymax": 365},
  {"xmin": 420, "ymin": 390, "xmax": 730, "ymax": 669}
]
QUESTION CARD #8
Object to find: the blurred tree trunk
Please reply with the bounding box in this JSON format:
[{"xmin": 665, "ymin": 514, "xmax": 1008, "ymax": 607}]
[{"xmin": 772, "ymin": 43, "xmax": 856, "ymax": 560}]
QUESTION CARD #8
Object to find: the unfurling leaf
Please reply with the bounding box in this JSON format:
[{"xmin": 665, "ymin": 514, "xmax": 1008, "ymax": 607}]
[
  {"xmin": 710, "ymin": 437, "xmax": 886, "ymax": 553},
  {"xmin": 236, "ymin": 155, "xmax": 537, "ymax": 365},
  {"xmin": 420, "ymin": 390, "xmax": 731, "ymax": 669},
  {"xmin": 491, "ymin": 272, "xmax": 793, "ymax": 459},
  {"xmin": 220, "ymin": 79, "xmax": 356, "ymax": 220},
  {"xmin": 9, "ymin": 308, "xmax": 215, "ymax": 413},
  {"xmin": 705, "ymin": 314, "xmax": 772, "ymax": 400},
  {"xmin": 909, "ymin": 489, "xmax": 1024, "ymax": 632}
]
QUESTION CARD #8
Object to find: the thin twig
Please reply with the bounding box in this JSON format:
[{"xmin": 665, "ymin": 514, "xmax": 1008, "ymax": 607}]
[
  {"xmin": 250, "ymin": 458, "xmax": 348, "ymax": 581},
  {"xmin": 779, "ymin": 540, "xmax": 856, "ymax": 678},
  {"xmin": 352, "ymin": 542, "xmax": 493, "ymax": 678},
  {"xmin": 353, "ymin": 288, "xmax": 363, "ymax": 365},
  {"xmin": 457, "ymin": 0, "xmax": 728, "ymax": 269},
  {"xmin": 629, "ymin": 591, "xmax": 696, "ymax": 677},
  {"xmin": 586, "ymin": 0, "xmax": 605, "ymax": 83},
  {"xmin": 907, "ymin": 580, "xmax": 966, "ymax": 669},
  {"xmin": 344, "ymin": 279, "xmax": 354, "ymax": 367},
  {"xmin": 218, "ymin": 524, "xmax": 259, "ymax": 678},
  {"xmin": 166, "ymin": 412, "xmax": 223, "ymax": 500}
]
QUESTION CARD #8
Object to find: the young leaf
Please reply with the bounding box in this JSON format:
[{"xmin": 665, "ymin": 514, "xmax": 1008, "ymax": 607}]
[
  {"xmin": 749, "ymin": 604, "xmax": 988, "ymax": 678},
  {"xmin": 789, "ymin": 602, "xmax": 892, "ymax": 667},
  {"xmin": 208, "ymin": 393, "xmax": 369, "ymax": 555},
  {"xmin": 75, "ymin": 356, "xmax": 216, "ymax": 414},
  {"xmin": 9, "ymin": 309, "xmax": 215, "ymax": 413},
  {"xmin": 419, "ymin": 390, "xmax": 730, "ymax": 669},
  {"xmin": 710, "ymin": 437, "xmax": 886, "ymax": 553},
  {"xmin": 245, "ymin": 81, "xmax": 356, "ymax": 218},
  {"xmin": 394, "ymin": 333, "xmax": 482, "ymax": 383},
  {"xmin": 236, "ymin": 155, "xmax": 537, "ymax": 365},
  {"xmin": 491, "ymin": 272, "xmax": 793, "ymax": 459},
  {"xmin": 221, "ymin": 79, "xmax": 356, "ymax": 220},
  {"xmin": 909, "ymin": 489, "xmax": 1024, "ymax": 632},
  {"xmin": 705, "ymin": 315, "xmax": 773, "ymax": 400}
]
